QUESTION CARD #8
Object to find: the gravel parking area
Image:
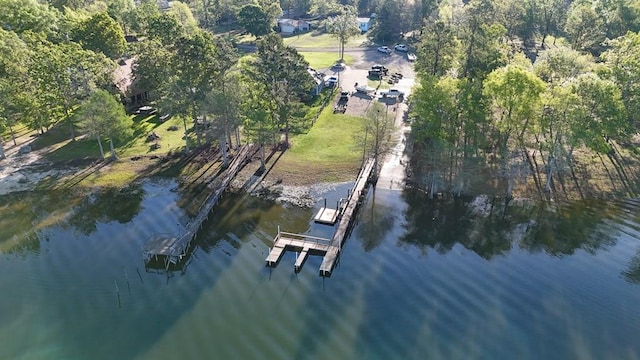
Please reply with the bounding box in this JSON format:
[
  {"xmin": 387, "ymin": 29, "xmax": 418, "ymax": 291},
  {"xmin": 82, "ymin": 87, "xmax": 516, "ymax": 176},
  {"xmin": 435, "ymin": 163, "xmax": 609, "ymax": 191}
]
[{"xmin": 320, "ymin": 49, "xmax": 416, "ymax": 117}]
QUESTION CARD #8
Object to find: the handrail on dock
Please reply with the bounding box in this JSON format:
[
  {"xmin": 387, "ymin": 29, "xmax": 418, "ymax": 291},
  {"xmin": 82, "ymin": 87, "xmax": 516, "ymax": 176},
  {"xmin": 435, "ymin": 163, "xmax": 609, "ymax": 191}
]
[{"xmin": 279, "ymin": 231, "xmax": 333, "ymax": 245}]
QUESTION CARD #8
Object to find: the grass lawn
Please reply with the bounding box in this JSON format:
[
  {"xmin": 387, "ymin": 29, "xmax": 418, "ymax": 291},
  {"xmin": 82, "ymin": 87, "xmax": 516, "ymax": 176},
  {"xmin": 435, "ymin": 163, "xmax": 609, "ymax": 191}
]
[
  {"xmin": 282, "ymin": 32, "xmax": 368, "ymax": 48},
  {"xmin": 368, "ymin": 79, "xmax": 390, "ymax": 90},
  {"xmin": 269, "ymin": 104, "xmax": 366, "ymax": 184},
  {"xmin": 39, "ymin": 114, "xmax": 188, "ymax": 162},
  {"xmin": 300, "ymin": 52, "xmax": 354, "ymax": 69}
]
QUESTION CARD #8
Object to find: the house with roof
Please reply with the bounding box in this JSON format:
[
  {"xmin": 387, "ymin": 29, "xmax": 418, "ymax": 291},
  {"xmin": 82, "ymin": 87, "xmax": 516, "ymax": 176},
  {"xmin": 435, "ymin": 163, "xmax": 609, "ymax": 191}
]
[
  {"xmin": 357, "ymin": 17, "xmax": 371, "ymax": 32},
  {"xmin": 114, "ymin": 58, "xmax": 148, "ymax": 110},
  {"xmin": 278, "ymin": 19, "xmax": 310, "ymax": 34}
]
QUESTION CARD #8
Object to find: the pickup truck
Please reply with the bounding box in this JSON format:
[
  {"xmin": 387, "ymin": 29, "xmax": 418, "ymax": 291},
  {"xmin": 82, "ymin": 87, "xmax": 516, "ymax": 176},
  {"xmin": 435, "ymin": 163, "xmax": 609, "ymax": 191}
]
[
  {"xmin": 333, "ymin": 91, "xmax": 349, "ymax": 113},
  {"xmin": 380, "ymin": 88, "xmax": 405, "ymax": 99}
]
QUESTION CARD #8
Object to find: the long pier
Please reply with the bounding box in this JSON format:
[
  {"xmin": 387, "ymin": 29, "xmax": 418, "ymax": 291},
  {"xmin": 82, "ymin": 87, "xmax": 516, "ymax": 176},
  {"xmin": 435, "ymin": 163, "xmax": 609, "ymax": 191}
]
[
  {"xmin": 143, "ymin": 145, "xmax": 252, "ymax": 269},
  {"xmin": 265, "ymin": 158, "xmax": 376, "ymax": 276}
]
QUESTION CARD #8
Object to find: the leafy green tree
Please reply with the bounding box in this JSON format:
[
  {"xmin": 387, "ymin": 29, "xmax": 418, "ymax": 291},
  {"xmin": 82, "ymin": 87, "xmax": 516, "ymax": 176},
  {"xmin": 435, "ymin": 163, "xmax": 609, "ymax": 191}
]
[
  {"xmin": 28, "ymin": 41, "xmax": 115, "ymax": 140},
  {"xmin": 131, "ymin": 39, "xmax": 173, "ymax": 102},
  {"xmin": 203, "ymin": 72, "xmax": 243, "ymax": 167},
  {"xmin": 237, "ymin": 4, "xmax": 275, "ymax": 38},
  {"xmin": 538, "ymin": 84, "xmax": 584, "ymax": 193},
  {"xmin": 72, "ymin": 12, "xmax": 126, "ymax": 58},
  {"xmin": 533, "ymin": 45, "xmax": 593, "ymax": 84},
  {"xmin": 308, "ymin": 0, "xmax": 338, "ymax": 16},
  {"xmin": 161, "ymin": 30, "xmax": 222, "ymax": 152},
  {"xmin": 245, "ymin": 34, "xmax": 313, "ymax": 148},
  {"xmin": 538, "ymin": 0, "xmax": 569, "ymax": 48},
  {"xmin": 570, "ymin": 73, "xmax": 629, "ymax": 154},
  {"xmin": 241, "ymin": 83, "xmax": 277, "ymax": 171},
  {"xmin": 410, "ymin": 74, "xmax": 460, "ymax": 197},
  {"xmin": 565, "ymin": 3, "xmax": 606, "ymax": 54},
  {"xmin": 0, "ymin": 0, "xmax": 60, "ymax": 37},
  {"xmin": 78, "ymin": 89, "xmax": 133, "ymax": 159},
  {"xmin": 595, "ymin": 0, "xmax": 640, "ymax": 40},
  {"xmin": 601, "ymin": 31, "xmax": 640, "ymax": 127},
  {"xmin": 363, "ymin": 101, "xmax": 396, "ymax": 173},
  {"xmin": 167, "ymin": 1, "xmax": 199, "ymax": 34},
  {"xmin": 416, "ymin": 20, "xmax": 458, "ymax": 76},
  {"xmin": 123, "ymin": 0, "xmax": 161, "ymax": 34},
  {"xmin": 325, "ymin": 6, "xmax": 361, "ymax": 61},
  {"xmin": 484, "ymin": 65, "xmax": 546, "ymax": 197},
  {"xmin": 145, "ymin": 12, "xmax": 186, "ymax": 45},
  {"xmin": 369, "ymin": 0, "xmax": 402, "ymax": 43},
  {"xmin": 0, "ymin": 28, "xmax": 32, "ymax": 148},
  {"xmin": 190, "ymin": 0, "xmax": 222, "ymax": 30},
  {"xmin": 106, "ymin": 0, "xmax": 135, "ymax": 29},
  {"xmin": 459, "ymin": 0, "xmax": 508, "ymax": 80}
]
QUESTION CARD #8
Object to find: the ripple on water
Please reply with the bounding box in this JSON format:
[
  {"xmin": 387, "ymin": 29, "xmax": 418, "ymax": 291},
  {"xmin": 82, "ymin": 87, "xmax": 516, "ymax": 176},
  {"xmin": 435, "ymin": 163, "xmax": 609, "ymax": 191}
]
[{"xmin": 2, "ymin": 183, "xmax": 640, "ymax": 359}]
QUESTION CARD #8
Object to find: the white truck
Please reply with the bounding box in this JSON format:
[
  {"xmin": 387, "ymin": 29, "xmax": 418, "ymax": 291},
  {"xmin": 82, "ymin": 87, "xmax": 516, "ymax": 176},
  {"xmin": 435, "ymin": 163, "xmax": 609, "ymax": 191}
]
[{"xmin": 380, "ymin": 88, "xmax": 405, "ymax": 99}]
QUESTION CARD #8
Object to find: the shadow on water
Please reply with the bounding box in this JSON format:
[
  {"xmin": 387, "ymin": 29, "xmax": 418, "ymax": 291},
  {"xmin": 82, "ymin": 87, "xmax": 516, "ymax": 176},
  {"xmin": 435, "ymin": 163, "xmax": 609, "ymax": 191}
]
[
  {"xmin": 64, "ymin": 184, "xmax": 145, "ymax": 236},
  {"xmin": 397, "ymin": 189, "xmax": 621, "ymax": 259},
  {"xmin": 355, "ymin": 187, "xmax": 397, "ymax": 252}
]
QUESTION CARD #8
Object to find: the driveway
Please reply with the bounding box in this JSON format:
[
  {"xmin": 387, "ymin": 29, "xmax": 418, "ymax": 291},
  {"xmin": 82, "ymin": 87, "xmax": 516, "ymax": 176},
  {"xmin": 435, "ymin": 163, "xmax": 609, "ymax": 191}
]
[{"xmin": 318, "ymin": 48, "xmax": 416, "ymax": 117}]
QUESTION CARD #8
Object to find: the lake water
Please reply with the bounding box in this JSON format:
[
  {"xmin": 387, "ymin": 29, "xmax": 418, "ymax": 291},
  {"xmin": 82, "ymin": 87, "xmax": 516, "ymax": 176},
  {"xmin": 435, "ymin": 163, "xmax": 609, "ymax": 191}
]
[{"xmin": 1, "ymin": 179, "xmax": 639, "ymax": 359}]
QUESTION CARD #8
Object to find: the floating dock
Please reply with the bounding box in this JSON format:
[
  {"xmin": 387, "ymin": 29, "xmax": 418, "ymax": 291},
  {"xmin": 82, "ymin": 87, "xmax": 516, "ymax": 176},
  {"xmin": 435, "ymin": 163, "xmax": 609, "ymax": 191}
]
[
  {"xmin": 265, "ymin": 158, "xmax": 376, "ymax": 275},
  {"xmin": 144, "ymin": 145, "xmax": 252, "ymax": 270},
  {"xmin": 313, "ymin": 198, "xmax": 345, "ymax": 225}
]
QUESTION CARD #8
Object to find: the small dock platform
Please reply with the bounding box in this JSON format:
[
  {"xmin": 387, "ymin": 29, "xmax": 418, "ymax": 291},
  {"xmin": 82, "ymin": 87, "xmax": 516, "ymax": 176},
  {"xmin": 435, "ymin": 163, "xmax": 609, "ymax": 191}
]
[
  {"xmin": 314, "ymin": 207, "xmax": 339, "ymax": 224},
  {"xmin": 313, "ymin": 198, "xmax": 346, "ymax": 225},
  {"xmin": 265, "ymin": 158, "xmax": 376, "ymax": 275}
]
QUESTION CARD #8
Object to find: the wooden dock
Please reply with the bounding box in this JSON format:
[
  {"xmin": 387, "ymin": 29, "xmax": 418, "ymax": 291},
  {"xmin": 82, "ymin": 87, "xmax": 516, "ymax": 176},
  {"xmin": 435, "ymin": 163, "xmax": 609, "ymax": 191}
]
[
  {"xmin": 143, "ymin": 145, "xmax": 252, "ymax": 270},
  {"xmin": 265, "ymin": 158, "xmax": 376, "ymax": 275},
  {"xmin": 265, "ymin": 229, "xmax": 331, "ymax": 272}
]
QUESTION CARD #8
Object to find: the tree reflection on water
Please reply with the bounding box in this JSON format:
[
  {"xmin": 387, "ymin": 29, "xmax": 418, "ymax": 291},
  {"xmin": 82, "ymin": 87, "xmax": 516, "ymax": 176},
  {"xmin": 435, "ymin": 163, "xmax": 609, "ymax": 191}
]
[{"xmin": 398, "ymin": 189, "xmax": 621, "ymax": 260}]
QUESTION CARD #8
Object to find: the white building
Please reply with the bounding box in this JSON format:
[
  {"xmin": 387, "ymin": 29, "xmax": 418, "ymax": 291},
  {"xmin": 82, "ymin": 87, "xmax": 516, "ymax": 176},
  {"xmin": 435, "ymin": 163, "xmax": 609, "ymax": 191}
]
[
  {"xmin": 357, "ymin": 18, "xmax": 371, "ymax": 32},
  {"xmin": 278, "ymin": 19, "xmax": 310, "ymax": 34}
]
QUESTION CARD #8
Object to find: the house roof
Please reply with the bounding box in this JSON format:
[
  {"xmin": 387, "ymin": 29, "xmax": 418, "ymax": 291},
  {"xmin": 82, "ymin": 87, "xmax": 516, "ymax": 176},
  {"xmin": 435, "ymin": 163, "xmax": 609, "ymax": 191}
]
[
  {"xmin": 278, "ymin": 18, "xmax": 309, "ymax": 27},
  {"xmin": 114, "ymin": 58, "xmax": 134, "ymax": 94}
]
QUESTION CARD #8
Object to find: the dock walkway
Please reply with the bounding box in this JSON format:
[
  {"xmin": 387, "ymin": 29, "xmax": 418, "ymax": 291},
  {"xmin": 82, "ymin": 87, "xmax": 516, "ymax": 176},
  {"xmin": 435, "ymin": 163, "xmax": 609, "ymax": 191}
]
[
  {"xmin": 144, "ymin": 145, "xmax": 252, "ymax": 269},
  {"xmin": 265, "ymin": 158, "xmax": 376, "ymax": 275}
]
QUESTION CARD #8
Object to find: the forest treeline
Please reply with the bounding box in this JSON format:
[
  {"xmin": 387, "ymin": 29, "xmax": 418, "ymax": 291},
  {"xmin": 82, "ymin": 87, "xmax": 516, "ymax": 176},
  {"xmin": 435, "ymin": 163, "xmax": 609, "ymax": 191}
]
[
  {"xmin": 2, "ymin": 0, "xmax": 640, "ymax": 201},
  {"xmin": 0, "ymin": 0, "xmax": 325, "ymax": 163},
  {"xmin": 409, "ymin": 0, "xmax": 640, "ymax": 200}
]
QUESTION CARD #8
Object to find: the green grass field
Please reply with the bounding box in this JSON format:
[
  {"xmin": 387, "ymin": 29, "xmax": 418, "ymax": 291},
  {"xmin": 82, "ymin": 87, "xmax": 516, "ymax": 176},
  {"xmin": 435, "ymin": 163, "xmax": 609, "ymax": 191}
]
[
  {"xmin": 282, "ymin": 32, "xmax": 368, "ymax": 48},
  {"xmin": 36, "ymin": 114, "xmax": 188, "ymax": 162},
  {"xmin": 300, "ymin": 52, "xmax": 355, "ymax": 69},
  {"xmin": 270, "ymin": 103, "xmax": 366, "ymax": 184}
]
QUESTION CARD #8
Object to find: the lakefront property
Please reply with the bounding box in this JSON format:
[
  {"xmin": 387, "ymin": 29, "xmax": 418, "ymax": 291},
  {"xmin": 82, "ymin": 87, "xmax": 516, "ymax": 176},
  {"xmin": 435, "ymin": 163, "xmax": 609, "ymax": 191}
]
[{"xmin": 1, "ymin": 0, "xmax": 640, "ymax": 359}]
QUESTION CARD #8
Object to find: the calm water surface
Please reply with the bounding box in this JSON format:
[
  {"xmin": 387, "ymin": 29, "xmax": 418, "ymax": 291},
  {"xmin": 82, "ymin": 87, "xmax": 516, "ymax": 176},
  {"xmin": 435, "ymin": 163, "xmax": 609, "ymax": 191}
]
[{"xmin": 0, "ymin": 179, "xmax": 639, "ymax": 359}]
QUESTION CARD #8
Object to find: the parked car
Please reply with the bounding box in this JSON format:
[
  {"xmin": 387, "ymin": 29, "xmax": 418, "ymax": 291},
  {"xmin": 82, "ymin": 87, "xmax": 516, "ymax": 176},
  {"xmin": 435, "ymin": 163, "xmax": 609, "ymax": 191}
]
[
  {"xmin": 377, "ymin": 46, "xmax": 391, "ymax": 54},
  {"xmin": 324, "ymin": 76, "xmax": 338, "ymax": 87},
  {"xmin": 331, "ymin": 62, "xmax": 346, "ymax": 70},
  {"xmin": 380, "ymin": 88, "xmax": 405, "ymax": 98},
  {"xmin": 371, "ymin": 64, "xmax": 389, "ymax": 75},
  {"xmin": 407, "ymin": 53, "xmax": 417, "ymax": 62},
  {"xmin": 394, "ymin": 44, "xmax": 408, "ymax": 52}
]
